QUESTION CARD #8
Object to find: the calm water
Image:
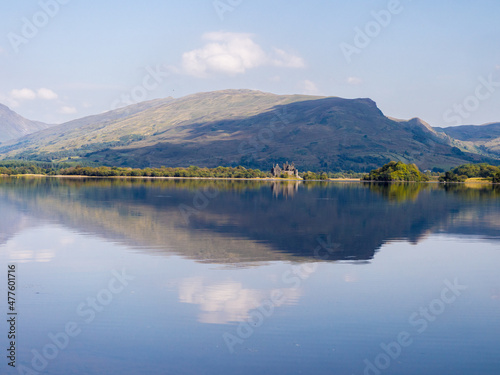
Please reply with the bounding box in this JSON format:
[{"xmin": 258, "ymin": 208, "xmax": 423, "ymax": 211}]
[{"xmin": 1, "ymin": 177, "xmax": 499, "ymax": 375}]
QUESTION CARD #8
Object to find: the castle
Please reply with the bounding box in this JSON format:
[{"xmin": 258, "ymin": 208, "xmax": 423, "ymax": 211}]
[{"xmin": 271, "ymin": 162, "xmax": 299, "ymax": 178}]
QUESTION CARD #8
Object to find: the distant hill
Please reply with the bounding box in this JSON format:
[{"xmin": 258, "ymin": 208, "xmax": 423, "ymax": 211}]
[
  {"xmin": 0, "ymin": 90, "xmax": 498, "ymax": 171},
  {"xmin": 0, "ymin": 103, "xmax": 53, "ymax": 143},
  {"xmin": 434, "ymin": 123, "xmax": 500, "ymax": 157}
]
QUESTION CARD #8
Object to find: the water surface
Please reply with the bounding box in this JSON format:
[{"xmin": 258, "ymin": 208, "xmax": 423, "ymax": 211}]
[{"xmin": 1, "ymin": 178, "xmax": 499, "ymax": 374}]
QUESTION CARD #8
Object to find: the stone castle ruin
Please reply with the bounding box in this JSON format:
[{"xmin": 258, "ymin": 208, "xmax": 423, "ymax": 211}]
[{"xmin": 271, "ymin": 162, "xmax": 299, "ymax": 178}]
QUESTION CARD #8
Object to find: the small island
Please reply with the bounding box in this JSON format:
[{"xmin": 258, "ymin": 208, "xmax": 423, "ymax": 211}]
[{"xmin": 362, "ymin": 161, "xmax": 429, "ymax": 182}]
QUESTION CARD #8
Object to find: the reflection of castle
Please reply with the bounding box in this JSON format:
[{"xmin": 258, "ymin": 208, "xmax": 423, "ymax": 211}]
[
  {"xmin": 271, "ymin": 162, "xmax": 299, "ymax": 178},
  {"xmin": 271, "ymin": 182, "xmax": 299, "ymax": 198}
]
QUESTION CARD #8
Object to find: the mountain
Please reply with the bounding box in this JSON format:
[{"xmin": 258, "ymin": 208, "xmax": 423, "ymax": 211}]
[
  {"xmin": 0, "ymin": 90, "xmax": 498, "ymax": 171},
  {"xmin": 434, "ymin": 123, "xmax": 500, "ymax": 157},
  {"xmin": 0, "ymin": 103, "xmax": 53, "ymax": 143}
]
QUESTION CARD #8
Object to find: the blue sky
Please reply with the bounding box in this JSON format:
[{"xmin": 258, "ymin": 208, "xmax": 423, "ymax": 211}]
[{"xmin": 1, "ymin": 0, "xmax": 499, "ymax": 126}]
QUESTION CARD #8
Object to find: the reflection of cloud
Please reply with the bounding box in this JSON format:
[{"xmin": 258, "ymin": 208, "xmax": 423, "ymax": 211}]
[
  {"xmin": 59, "ymin": 236, "xmax": 75, "ymax": 246},
  {"xmin": 344, "ymin": 274, "xmax": 358, "ymax": 283},
  {"xmin": 36, "ymin": 250, "xmax": 55, "ymax": 262},
  {"xmin": 6, "ymin": 249, "xmax": 55, "ymax": 263},
  {"xmin": 491, "ymin": 288, "xmax": 500, "ymax": 300},
  {"xmin": 179, "ymin": 277, "xmax": 301, "ymax": 324}
]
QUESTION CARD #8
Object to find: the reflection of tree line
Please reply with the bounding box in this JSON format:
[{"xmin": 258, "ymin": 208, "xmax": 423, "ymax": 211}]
[
  {"xmin": 0, "ymin": 177, "xmax": 498, "ymax": 264},
  {"xmin": 366, "ymin": 182, "xmax": 500, "ymax": 202},
  {"xmin": 363, "ymin": 182, "xmax": 428, "ymax": 202},
  {"xmin": 7, "ymin": 176, "xmax": 498, "ymax": 200},
  {"xmin": 439, "ymin": 183, "xmax": 500, "ymax": 199},
  {"xmin": 0, "ymin": 176, "xmax": 275, "ymax": 191}
]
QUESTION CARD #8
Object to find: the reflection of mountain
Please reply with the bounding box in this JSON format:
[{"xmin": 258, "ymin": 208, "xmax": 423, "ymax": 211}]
[
  {"xmin": 434, "ymin": 184, "xmax": 500, "ymax": 238},
  {"xmin": 0, "ymin": 178, "xmax": 498, "ymax": 264},
  {"xmin": 0, "ymin": 198, "xmax": 38, "ymax": 246}
]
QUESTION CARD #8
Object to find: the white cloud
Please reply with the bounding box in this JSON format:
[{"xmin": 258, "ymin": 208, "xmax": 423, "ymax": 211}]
[
  {"xmin": 37, "ymin": 88, "xmax": 58, "ymax": 100},
  {"xmin": 300, "ymin": 79, "xmax": 320, "ymax": 95},
  {"xmin": 10, "ymin": 88, "xmax": 37, "ymax": 100},
  {"xmin": 270, "ymin": 48, "xmax": 305, "ymax": 68},
  {"xmin": 347, "ymin": 76, "xmax": 363, "ymax": 85},
  {"xmin": 182, "ymin": 32, "xmax": 266, "ymax": 76},
  {"xmin": 61, "ymin": 82, "xmax": 125, "ymax": 91},
  {"xmin": 182, "ymin": 32, "xmax": 305, "ymax": 77},
  {"xmin": 59, "ymin": 106, "xmax": 77, "ymax": 114},
  {"xmin": 9, "ymin": 87, "xmax": 59, "ymax": 101}
]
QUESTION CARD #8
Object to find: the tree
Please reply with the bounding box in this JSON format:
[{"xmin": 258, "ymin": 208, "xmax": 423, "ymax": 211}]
[
  {"xmin": 301, "ymin": 171, "xmax": 319, "ymax": 180},
  {"xmin": 493, "ymin": 172, "xmax": 500, "ymax": 184}
]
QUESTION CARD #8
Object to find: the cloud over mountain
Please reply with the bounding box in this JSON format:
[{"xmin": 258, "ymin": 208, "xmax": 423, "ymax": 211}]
[{"xmin": 182, "ymin": 32, "xmax": 305, "ymax": 77}]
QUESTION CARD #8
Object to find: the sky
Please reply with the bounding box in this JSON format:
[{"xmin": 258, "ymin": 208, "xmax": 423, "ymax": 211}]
[{"xmin": 0, "ymin": 0, "xmax": 499, "ymax": 126}]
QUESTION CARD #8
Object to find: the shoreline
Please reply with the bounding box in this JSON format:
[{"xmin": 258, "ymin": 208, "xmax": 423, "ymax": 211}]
[
  {"xmin": 0, "ymin": 174, "xmax": 497, "ymax": 184},
  {"xmin": 0, "ymin": 174, "xmax": 361, "ymax": 182}
]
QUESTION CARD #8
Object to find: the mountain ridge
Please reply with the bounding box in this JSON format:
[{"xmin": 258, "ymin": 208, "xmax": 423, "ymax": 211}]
[
  {"xmin": 0, "ymin": 103, "xmax": 54, "ymax": 143},
  {"xmin": 0, "ymin": 90, "xmax": 498, "ymax": 171},
  {"xmin": 435, "ymin": 123, "xmax": 500, "ymax": 157}
]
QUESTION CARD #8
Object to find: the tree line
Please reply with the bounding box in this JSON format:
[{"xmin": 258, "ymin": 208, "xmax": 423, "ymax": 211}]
[
  {"xmin": 58, "ymin": 165, "xmax": 270, "ymax": 179},
  {"xmin": 439, "ymin": 163, "xmax": 500, "ymax": 183},
  {"xmin": 0, "ymin": 162, "xmax": 270, "ymax": 179},
  {"xmin": 2, "ymin": 160, "xmax": 499, "ymax": 182},
  {"xmin": 0, "ymin": 160, "xmax": 367, "ymax": 180},
  {"xmin": 0, "ymin": 160, "xmax": 74, "ymax": 176},
  {"xmin": 363, "ymin": 161, "xmax": 500, "ymax": 183}
]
